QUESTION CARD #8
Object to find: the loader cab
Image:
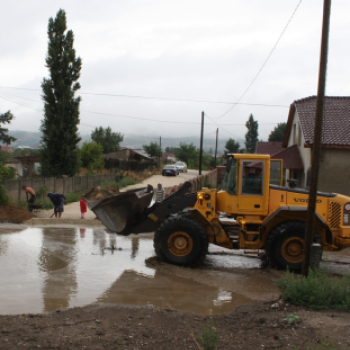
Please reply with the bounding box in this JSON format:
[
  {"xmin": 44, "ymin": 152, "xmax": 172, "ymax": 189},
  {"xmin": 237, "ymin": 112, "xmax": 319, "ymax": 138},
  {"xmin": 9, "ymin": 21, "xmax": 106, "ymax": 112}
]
[{"xmin": 219, "ymin": 154, "xmax": 283, "ymax": 216}]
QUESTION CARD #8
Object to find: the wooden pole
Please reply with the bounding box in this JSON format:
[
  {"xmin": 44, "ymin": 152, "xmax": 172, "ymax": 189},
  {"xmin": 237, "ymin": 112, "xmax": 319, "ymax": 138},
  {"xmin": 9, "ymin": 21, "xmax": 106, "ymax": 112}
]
[
  {"xmin": 302, "ymin": 0, "xmax": 332, "ymax": 276},
  {"xmin": 214, "ymin": 128, "xmax": 219, "ymax": 168},
  {"xmin": 159, "ymin": 136, "xmax": 162, "ymax": 167},
  {"xmin": 199, "ymin": 112, "xmax": 204, "ymax": 175}
]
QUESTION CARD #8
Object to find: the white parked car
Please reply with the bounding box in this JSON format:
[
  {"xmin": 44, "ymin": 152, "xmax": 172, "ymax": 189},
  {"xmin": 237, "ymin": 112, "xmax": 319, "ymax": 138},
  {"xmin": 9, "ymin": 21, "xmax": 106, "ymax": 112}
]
[{"xmin": 174, "ymin": 161, "xmax": 187, "ymax": 173}]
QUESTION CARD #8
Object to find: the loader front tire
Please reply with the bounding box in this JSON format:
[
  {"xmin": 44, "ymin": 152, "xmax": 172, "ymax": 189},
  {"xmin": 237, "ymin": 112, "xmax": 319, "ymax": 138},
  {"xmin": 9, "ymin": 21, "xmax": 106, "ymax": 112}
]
[
  {"xmin": 154, "ymin": 217, "xmax": 208, "ymax": 266},
  {"xmin": 265, "ymin": 220, "xmax": 322, "ymax": 271}
]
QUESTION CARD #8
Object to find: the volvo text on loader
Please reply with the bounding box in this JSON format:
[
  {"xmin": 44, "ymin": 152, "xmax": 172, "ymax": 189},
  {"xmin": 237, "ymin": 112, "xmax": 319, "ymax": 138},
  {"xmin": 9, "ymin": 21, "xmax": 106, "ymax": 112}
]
[{"xmin": 85, "ymin": 154, "xmax": 350, "ymax": 271}]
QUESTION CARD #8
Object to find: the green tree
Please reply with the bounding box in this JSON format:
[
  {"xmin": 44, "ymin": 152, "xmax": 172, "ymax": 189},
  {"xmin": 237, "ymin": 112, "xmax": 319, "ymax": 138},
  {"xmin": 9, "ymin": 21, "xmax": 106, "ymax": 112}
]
[
  {"xmin": 91, "ymin": 126, "xmax": 124, "ymax": 153},
  {"xmin": 176, "ymin": 143, "xmax": 197, "ymax": 164},
  {"xmin": 268, "ymin": 123, "xmax": 287, "ymax": 142},
  {"xmin": 0, "ymin": 150, "xmax": 16, "ymax": 181},
  {"xmin": 40, "ymin": 9, "xmax": 82, "ymax": 177},
  {"xmin": 224, "ymin": 138, "xmax": 241, "ymax": 157},
  {"xmin": 80, "ymin": 142, "xmax": 104, "ymax": 171},
  {"xmin": 165, "ymin": 146, "xmax": 177, "ymax": 154},
  {"xmin": 0, "ymin": 111, "xmax": 17, "ymax": 145},
  {"xmin": 0, "ymin": 111, "xmax": 17, "ymax": 182},
  {"xmin": 12, "ymin": 148, "xmax": 39, "ymax": 157},
  {"xmin": 143, "ymin": 141, "xmax": 161, "ymax": 158},
  {"xmin": 245, "ymin": 114, "xmax": 259, "ymax": 153}
]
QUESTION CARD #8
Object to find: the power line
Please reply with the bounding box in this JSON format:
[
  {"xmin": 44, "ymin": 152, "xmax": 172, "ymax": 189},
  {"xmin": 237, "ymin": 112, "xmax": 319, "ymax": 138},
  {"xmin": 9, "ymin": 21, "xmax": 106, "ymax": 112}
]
[
  {"xmin": 214, "ymin": 0, "xmax": 303, "ymax": 119},
  {"xmin": 0, "ymin": 86, "xmax": 288, "ymax": 108},
  {"xmin": 0, "ymin": 92, "xmax": 286, "ymax": 127},
  {"xmin": 204, "ymin": 112, "xmax": 245, "ymax": 142}
]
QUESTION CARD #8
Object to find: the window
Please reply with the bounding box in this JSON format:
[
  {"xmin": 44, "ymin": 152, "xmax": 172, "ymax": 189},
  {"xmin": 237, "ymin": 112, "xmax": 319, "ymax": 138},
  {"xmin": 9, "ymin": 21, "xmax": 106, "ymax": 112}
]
[
  {"xmin": 241, "ymin": 161, "xmax": 263, "ymax": 195},
  {"xmin": 221, "ymin": 158, "xmax": 237, "ymax": 195}
]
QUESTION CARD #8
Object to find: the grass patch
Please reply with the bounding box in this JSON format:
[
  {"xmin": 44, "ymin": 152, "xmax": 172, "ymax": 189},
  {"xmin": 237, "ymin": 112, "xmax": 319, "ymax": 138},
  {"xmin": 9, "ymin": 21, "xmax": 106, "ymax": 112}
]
[
  {"xmin": 100, "ymin": 176, "xmax": 138, "ymax": 190},
  {"xmin": 40, "ymin": 200, "xmax": 54, "ymax": 210},
  {"xmin": 65, "ymin": 192, "xmax": 83, "ymax": 204},
  {"xmin": 197, "ymin": 318, "xmax": 219, "ymax": 350},
  {"xmin": 274, "ymin": 269, "xmax": 350, "ymax": 310}
]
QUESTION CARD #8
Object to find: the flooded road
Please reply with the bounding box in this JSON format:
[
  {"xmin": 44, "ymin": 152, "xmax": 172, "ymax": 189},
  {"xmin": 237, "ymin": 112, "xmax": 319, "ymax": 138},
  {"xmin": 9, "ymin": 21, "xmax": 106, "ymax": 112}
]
[{"xmin": 0, "ymin": 227, "xmax": 280, "ymax": 315}]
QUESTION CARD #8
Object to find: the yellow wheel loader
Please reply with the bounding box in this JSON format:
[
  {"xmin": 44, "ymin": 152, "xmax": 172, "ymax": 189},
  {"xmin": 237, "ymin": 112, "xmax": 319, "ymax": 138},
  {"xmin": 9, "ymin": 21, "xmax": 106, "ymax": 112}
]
[{"xmin": 85, "ymin": 154, "xmax": 350, "ymax": 271}]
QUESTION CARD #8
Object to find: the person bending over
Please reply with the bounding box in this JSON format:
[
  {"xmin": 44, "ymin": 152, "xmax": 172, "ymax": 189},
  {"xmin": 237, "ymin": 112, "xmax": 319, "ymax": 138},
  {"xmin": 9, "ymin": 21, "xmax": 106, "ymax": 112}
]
[{"xmin": 47, "ymin": 192, "xmax": 67, "ymax": 218}]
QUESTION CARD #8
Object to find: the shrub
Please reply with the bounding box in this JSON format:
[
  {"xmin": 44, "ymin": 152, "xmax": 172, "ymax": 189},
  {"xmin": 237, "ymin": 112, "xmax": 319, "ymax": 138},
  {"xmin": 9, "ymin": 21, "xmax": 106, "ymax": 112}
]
[
  {"xmin": 274, "ymin": 269, "xmax": 350, "ymax": 310},
  {"xmin": 0, "ymin": 184, "xmax": 10, "ymax": 205},
  {"xmin": 36, "ymin": 186, "xmax": 50, "ymax": 201},
  {"xmin": 65, "ymin": 191, "xmax": 82, "ymax": 204},
  {"xmin": 101, "ymin": 176, "xmax": 137, "ymax": 189}
]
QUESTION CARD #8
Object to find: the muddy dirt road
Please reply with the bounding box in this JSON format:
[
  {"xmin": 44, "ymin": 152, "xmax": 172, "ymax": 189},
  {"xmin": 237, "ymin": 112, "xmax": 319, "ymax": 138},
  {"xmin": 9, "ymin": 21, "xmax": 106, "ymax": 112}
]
[{"xmin": 1, "ymin": 225, "xmax": 350, "ymax": 349}]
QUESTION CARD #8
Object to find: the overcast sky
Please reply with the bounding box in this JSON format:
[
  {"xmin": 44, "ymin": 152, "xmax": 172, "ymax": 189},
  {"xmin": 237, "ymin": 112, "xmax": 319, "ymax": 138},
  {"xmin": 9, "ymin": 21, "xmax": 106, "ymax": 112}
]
[{"xmin": 0, "ymin": 0, "xmax": 349, "ymax": 146}]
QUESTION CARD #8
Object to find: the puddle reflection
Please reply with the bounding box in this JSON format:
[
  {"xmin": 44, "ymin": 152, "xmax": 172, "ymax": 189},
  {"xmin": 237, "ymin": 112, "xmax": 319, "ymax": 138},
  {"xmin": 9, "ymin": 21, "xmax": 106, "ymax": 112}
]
[{"xmin": 0, "ymin": 227, "xmax": 270, "ymax": 315}]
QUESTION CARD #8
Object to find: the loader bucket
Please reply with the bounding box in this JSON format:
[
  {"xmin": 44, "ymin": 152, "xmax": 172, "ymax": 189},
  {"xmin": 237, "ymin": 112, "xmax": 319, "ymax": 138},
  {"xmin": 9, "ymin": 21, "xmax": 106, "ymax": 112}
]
[{"xmin": 84, "ymin": 185, "xmax": 154, "ymax": 234}]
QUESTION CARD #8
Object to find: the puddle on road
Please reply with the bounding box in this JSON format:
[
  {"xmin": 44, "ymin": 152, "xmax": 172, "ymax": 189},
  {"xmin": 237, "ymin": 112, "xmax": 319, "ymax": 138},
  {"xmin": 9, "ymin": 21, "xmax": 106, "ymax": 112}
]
[{"xmin": 0, "ymin": 227, "xmax": 278, "ymax": 315}]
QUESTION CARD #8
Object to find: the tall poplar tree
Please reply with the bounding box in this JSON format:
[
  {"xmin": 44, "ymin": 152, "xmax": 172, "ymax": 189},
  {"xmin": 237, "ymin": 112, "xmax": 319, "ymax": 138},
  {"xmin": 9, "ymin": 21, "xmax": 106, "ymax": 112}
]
[
  {"xmin": 40, "ymin": 9, "xmax": 82, "ymax": 177},
  {"xmin": 244, "ymin": 114, "xmax": 259, "ymax": 153}
]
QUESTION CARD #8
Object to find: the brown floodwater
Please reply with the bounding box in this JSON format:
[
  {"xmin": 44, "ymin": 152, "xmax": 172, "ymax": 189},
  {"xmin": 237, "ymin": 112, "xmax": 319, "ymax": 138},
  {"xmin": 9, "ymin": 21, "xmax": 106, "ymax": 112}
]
[{"xmin": 0, "ymin": 227, "xmax": 280, "ymax": 315}]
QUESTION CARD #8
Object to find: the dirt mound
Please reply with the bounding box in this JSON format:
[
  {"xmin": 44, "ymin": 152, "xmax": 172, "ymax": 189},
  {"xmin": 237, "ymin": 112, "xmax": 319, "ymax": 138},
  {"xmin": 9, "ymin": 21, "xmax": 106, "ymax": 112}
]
[
  {"xmin": 0, "ymin": 205, "xmax": 34, "ymax": 223},
  {"xmin": 84, "ymin": 185, "xmax": 120, "ymax": 201}
]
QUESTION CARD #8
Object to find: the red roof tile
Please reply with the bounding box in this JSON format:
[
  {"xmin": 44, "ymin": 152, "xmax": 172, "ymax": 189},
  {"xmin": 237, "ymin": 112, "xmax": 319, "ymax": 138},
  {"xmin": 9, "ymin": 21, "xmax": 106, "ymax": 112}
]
[
  {"xmin": 256, "ymin": 142, "xmax": 283, "ymax": 155},
  {"xmin": 272, "ymin": 145, "xmax": 304, "ymax": 170},
  {"xmin": 0, "ymin": 146, "xmax": 13, "ymax": 152},
  {"xmin": 285, "ymin": 96, "xmax": 350, "ymax": 148}
]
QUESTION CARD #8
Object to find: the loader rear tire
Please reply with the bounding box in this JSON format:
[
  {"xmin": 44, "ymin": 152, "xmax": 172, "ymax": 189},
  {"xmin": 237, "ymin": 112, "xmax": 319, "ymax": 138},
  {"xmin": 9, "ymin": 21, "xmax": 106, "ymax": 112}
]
[
  {"xmin": 265, "ymin": 220, "xmax": 322, "ymax": 272},
  {"xmin": 153, "ymin": 217, "xmax": 208, "ymax": 266}
]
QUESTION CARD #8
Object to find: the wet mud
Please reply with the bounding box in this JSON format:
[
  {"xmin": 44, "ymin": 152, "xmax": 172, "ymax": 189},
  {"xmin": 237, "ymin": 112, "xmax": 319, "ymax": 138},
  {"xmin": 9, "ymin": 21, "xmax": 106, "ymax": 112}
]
[
  {"xmin": 0, "ymin": 227, "xmax": 279, "ymax": 316},
  {"xmin": 1, "ymin": 226, "xmax": 349, "ymax": 317}
]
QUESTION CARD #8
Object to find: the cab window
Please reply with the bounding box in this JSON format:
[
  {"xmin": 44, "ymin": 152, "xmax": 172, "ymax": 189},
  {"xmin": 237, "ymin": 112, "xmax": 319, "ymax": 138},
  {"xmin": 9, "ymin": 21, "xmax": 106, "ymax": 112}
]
[
  {"xmin": 221, "ymin": 158, "xmax": 237, "ymax": 195},
  {"xmin": 241, "ymin": 161, "xmax": 263, "ymax": 195}
]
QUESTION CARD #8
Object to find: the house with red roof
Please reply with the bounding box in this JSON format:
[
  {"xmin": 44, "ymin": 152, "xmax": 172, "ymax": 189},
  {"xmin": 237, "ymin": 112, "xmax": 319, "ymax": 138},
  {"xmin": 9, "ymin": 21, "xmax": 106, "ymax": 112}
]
[
  {"xmin": 0, "ymin": 146, "xmax": 13, "ymax": 152},
  {"xmin": 282, "ymin": 96, "xmax": 350, "ymax": 195},
  {"xmin": 256, "ymin": 141, "xmax": 304, "ymax": 185}
]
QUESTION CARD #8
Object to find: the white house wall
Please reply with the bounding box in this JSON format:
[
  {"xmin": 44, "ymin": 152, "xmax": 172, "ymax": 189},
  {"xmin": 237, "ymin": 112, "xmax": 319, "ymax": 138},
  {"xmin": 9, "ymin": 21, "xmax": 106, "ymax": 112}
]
[
  {"xmin": 286, "ymin": 110, "xmax": 311, "ymax": 186},
  {"xmin": 319, "ymin": 149, "xmax": 350, "ymax": 196}
]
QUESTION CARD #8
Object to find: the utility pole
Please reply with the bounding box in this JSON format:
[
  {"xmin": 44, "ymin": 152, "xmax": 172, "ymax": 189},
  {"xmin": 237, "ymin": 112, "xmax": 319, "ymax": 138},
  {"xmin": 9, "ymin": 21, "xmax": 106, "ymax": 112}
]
[
  {"xmin": 199, "ymin": 112, "xmax": 204, "ymax": 175},
  {"xmin": 302, "ymin": 0, "xmax": 331, "ymax": 277},
  {"xmin": 159, "ymin": 136, "xmax": 162, "ymax": 167},
  {"xmin": 214, "ymin": 128, "xmax": 219, "ymax": 168}
]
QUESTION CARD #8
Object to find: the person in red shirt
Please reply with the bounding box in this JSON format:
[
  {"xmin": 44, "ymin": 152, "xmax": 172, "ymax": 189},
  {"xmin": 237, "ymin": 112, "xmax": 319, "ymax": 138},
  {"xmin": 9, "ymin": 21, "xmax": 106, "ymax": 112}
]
[{"xmin": 80, "ymin": 194, "xmax": 87, "ymax": 219}]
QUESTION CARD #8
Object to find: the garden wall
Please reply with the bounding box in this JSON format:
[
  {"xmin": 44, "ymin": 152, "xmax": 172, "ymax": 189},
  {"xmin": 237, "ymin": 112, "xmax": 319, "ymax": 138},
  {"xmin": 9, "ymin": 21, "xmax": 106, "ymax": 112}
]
[{"xmin": 0, "ymin": 173, "xmax": 119, "ymax": 202}]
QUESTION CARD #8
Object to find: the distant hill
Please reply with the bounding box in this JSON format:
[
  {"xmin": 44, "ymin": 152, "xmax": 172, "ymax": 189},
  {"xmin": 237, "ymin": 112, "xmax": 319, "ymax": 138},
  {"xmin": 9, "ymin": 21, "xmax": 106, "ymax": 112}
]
[
  {"xmin": 7, "ymin": 130, "xmax": 237, "ymax": 154},
  {"xmin": 8, "ymin": 131, "xmax": 42, "ymax": 148}
]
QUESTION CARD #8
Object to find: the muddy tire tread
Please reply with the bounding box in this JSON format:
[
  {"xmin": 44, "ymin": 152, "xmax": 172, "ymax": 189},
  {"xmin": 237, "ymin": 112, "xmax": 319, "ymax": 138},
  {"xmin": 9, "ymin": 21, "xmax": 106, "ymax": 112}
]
[
  {"xmin": 265, "ymin": 220, "xmax": 322, "ymax": 271},
  {"xmin": 153, "ymin": 216, "xmax": 208, "ymax": 266}
]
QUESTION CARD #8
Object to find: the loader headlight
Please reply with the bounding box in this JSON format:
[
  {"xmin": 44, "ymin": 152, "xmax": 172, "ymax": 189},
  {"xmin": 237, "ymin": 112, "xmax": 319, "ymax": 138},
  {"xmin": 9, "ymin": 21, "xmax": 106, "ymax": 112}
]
[{"xmin": 198, "ymin": 193, "xmax": 204, "ymax": 200}]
